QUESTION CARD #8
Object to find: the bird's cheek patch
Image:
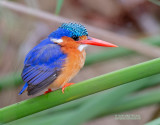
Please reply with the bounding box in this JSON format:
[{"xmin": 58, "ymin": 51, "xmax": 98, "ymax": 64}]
[
  {"xmin": 50, "ymin": 38, "xmax": 63, "ymax": 44},
  {"xmin": 78, "ymin": 44, "xmax": 88, "ymax": 51}
]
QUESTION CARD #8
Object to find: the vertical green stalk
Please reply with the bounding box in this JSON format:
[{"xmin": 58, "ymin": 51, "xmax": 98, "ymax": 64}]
[{"xmin": 55, "ymin": 0, "xmax": 64, "ymax": 15}]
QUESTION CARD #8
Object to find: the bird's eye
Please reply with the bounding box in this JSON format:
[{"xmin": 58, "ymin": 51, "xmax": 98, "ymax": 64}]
[{"xmin": 72, "ymin": 36, "xmax": 80, "ymax": 41}]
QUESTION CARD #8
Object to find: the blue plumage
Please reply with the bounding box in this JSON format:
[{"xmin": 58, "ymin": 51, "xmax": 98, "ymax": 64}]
[
  {"xmin": 48, "ymin": 28, "xmax": 72, "ymax": 39},
  {"xmin": 59, "ymin": 23, "xmax": 88, "ymax": 37},
  {"xmin": 19, "ymin": 83, "xmax": 28, "ymax": 95},
  {"xmin": 19, "ymin": 22, "xmax": 118, "ymax": 95},
  {"xmin": 49, "ymin": 22, "xmax": 88, "ymax": 39},
  {"xmin": 19, "ymin": 22, "xmax": 88, "ymax": 95},
  {"xmin": 19, "ymin": 38, "xmax": 67, "ymax": 95}
]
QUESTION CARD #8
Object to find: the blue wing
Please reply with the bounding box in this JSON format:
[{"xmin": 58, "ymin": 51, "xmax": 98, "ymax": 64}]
[{"xmin": 20, "ymin": 38, "xmax": 67, "ymax": 95}]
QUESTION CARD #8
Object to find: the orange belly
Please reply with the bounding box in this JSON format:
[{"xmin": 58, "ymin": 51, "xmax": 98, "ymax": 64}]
[{"xmin": 49, "ymin": 48, "xmax": 86, "ymax": 89}]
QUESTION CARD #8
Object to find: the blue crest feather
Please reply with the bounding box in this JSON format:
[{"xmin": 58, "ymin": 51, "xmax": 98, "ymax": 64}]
[{"xmin": 48, "ymin": 22, "xmax": 88, "ymax": 39}]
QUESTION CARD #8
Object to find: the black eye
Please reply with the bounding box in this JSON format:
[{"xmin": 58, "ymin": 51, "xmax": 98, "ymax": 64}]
[{"xmin": 72, "ymin": 36, "xmax": 80, "ymax": 41}]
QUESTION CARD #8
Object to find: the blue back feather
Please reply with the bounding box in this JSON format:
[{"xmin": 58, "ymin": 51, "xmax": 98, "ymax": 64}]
[{"xmin": 20, "ymin": 38, "xmax": 67, "ymax": 95}]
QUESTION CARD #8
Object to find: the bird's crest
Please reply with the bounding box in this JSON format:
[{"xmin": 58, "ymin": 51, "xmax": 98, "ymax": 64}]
[
  {"xmin": 48, "ymin": 23, "xmax": 88, "ymax": 39},
  {"xmin": 59, "ymin": 23, "xmax": 88, "ymax": 37}
]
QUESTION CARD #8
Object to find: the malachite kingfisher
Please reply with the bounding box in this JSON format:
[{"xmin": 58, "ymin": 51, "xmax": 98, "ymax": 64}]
[{"xmin": 19, "ymin": 22, "xmax": 118, "ymax": 96}]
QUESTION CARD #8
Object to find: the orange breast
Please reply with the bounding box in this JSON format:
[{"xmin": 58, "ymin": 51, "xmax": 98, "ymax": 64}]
[{"xmin": 49, "ymin": 47, "xmax": 86, "ymax": 89}]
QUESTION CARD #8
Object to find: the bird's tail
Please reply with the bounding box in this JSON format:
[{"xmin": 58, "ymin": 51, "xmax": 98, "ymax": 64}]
[{"xmin": 18, "ymin": 83, "xmax": 28, "ymax": 95}]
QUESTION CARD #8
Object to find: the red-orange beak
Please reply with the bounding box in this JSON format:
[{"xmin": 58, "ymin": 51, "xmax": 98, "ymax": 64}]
[{"xmin": 79, "ymin": 37, "xmax": 118, "ymax": 47}]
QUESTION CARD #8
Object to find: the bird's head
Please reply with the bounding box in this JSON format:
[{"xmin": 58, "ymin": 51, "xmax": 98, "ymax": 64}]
[{"xmin": 49, "ymin": 23, "xmax": 118, "ymax": 51}]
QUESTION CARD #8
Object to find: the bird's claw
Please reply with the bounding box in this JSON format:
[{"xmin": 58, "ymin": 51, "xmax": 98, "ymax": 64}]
[
  {"xmin": 44, "ymin": 88, "xmax": 52, "ymax": 94},
  {"xmin": 62, "ymin": 83, "xmax": 75, "ymax": 93}
]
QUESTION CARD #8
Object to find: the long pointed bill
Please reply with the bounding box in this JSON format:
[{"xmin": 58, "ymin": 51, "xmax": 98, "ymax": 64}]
[{"xmin": 79, "ymin": 37, "xmax": 118, "ymax": 47}]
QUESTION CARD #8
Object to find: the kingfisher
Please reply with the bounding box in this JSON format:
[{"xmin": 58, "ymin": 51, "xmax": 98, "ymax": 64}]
[{"xmin": 19, "ymin": 23, "xmax": 118, "ymax": 96}]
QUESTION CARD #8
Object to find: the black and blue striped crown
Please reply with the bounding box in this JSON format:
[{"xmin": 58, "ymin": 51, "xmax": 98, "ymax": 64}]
[
  {"xmin": 59, "ymin": 23, "xmax": 88, "ymax": 37},
  {"xmin": 49, "ymin": 22, "xmax": 88, "ymax": 39}
]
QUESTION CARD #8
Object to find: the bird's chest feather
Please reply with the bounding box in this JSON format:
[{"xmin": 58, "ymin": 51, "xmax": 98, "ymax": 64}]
[{"xmin": 49, "ymin": 47, "xmax": 86, "ymax": 89}]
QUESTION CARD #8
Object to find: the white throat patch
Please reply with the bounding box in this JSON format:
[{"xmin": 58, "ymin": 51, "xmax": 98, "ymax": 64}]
[
  {"xmin": 78, "ymin": 45, "xmax": 88, "ymax": 51},
  {"xmin": 50, "ymin": 38, "xmax": 63, "ymax": 43}
]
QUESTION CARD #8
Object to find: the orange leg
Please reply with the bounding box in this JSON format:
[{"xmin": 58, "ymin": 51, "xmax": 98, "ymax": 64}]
[
  {"xmin": 44, "ymin": 88, "xmax": 52, "ymax": 94},
  {"xmin": 62, "ymin": 83, "xmax": 75, "ymax": 93}
]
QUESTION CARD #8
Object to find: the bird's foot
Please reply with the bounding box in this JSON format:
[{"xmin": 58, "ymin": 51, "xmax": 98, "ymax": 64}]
[
  {"xmin": 44, "ymin": 88, "xmax": 52, "ymax": 94},
  {"xmin": 62, "ymin": 83, "xmax": 75, "ymax": 93}
]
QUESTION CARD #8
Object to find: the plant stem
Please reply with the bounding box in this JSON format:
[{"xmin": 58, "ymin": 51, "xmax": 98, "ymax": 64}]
[
  {"xmin": 7, "ymin": 79, "xmax": 148, "ymax": 125},
  {"xmin": 55, "ymin": 0, "xmax": 64, "ymax": 15},
  {"xmin": 1, "ymin": 58, "xmax": 160, "ymax": 123},
  {"xmin": 6, "ymin": 80, "xmax": 160, "ymax": 125},
  {"xmin": 18, "ymin": 74, "xmax": 160, "ymax": 117}
]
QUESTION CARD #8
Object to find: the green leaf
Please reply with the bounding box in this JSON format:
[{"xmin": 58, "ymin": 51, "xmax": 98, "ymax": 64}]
[
  {"xmin": 55, "ymin": 0, "xmax": 64, "ymax": 15},
  {"xmin": 6, "ymin": 80, "xmax": 160, "ymax": 125},
  {"xmin": 103, "ymin": 87, "xmax": 160, "ymax": 116},
  {"xmin": 1, "ymin": 58, "xmax": 160, "ymax": 123},
  {"xmin": 55, "ymin": 81, "xmax": 147, "ymax": 125},
  {"xmin": 145, "ymin": 118, "xmax": 160, "ymax": 125}
]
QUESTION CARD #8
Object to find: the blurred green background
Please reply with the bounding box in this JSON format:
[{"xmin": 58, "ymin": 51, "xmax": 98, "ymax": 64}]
[{"xmin": 0, "ymin": 0, "xmax": 160, "ymax": 125}]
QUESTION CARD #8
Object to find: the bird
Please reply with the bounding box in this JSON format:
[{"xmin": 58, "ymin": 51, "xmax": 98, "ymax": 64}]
[{"xmin": 19, "ymin": 22, "xmax": 118, "ymax": 96}]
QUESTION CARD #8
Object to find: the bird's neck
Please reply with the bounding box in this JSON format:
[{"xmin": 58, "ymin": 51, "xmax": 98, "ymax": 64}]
[
  {"xmin": 61, "ymin": 45, "xmax": 85, "ymax": 55},
  {"xmin": 61, "ymin": 46, "xmax": 86, "ymax": 70}
]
